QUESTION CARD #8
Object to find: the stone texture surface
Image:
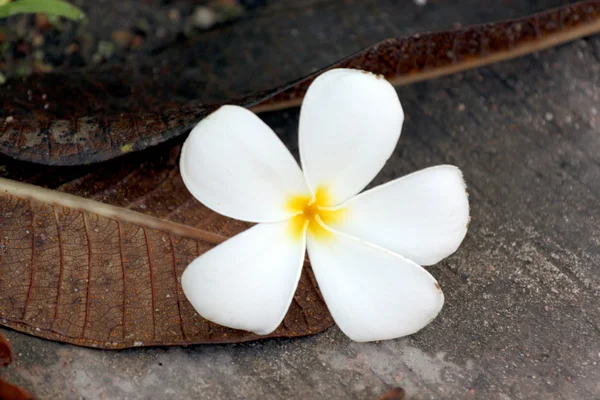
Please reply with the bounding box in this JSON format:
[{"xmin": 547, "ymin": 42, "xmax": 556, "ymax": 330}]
[{"xmin": 1, "ymin": 1, "xmax": 600, "ymax": 399}]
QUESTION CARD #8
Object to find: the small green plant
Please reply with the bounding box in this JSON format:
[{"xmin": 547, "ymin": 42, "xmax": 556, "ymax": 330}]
[{"xmin": 0, "ymin": 0, "xmax": 84, "ymax": 21}]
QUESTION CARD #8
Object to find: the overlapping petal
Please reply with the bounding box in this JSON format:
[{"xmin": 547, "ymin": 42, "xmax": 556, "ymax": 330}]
[
  {"xmin": 299, "ymin": 69, "xmax": 404, "ymax": 206},
  {"xmin": 306, "ymin": 220, "xmax": 444, "ymax": 342},
  {"xmin": 181, "ymin": 220, "xmax": 307, "ymax": 335},
  {"xmin": 326, "ymin": 165, "xmax": 470, "ymax": 266},
  {"xmin": 180, "ymin": 105, "xmax": 309, "ymax": 222}
]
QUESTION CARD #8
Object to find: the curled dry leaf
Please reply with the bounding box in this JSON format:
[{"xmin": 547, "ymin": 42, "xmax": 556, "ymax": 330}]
[
  {"xmin": 0, "ymin": 333, "xmax": 11, "ymax": 368},
  {"xmin": 0, "ymin": 1, "xmax": 599, "ymax": 165},
  {"xmin": 376, "ymin": 387, "xmax": 406, "ymax": 400},
  {"xmin": 0, "ymin": 333, "xmax": 34, "ymax": 400},
  {"xmin": 0, "ymin": 377, "xmax": 33, "ymax": 400}
]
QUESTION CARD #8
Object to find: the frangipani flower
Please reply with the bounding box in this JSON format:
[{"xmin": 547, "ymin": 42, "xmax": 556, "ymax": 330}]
[{"xmin": 180, "ymin": 68, "xmax": 469, "ymax": 342}]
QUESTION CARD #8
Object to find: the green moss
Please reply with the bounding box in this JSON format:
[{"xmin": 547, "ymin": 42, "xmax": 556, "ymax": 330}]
[{"xmin": 120, "ymin": 143, "xmax": 134, "ymax": 153}]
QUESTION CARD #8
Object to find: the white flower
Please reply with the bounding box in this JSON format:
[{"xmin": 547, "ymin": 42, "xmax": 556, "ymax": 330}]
[{"xmin": 179, "ymin": 68, "xmax": 470, "ymax": 342}]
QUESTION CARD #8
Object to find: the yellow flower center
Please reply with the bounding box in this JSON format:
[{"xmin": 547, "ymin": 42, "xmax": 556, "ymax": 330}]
[{"xmin": 286, "ymin": 187, "xmax": 346, "ymax": 241}]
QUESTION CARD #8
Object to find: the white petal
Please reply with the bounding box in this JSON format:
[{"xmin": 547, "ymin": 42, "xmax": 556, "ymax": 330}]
[
  {"xmin": 180, "ymin": 105, "xmax": 309, "ymax": 222},
  {"xmin": 306, "ymin": 224, "xmax": 444, "ymax": 342},
  {"xmin": 299, "ymin": 69, "xmax": 404, "ymax": 205},
  {"xmin": 329, "ymin": 165, "xmax": 469, "ymax": 266},
  {"xmin": 182, "ymin": 220, "xmax": 307, "ymax": 335}
]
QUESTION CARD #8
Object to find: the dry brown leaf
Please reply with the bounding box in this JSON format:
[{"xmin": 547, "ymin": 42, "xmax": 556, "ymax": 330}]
[
  {"xmin": 0, "ymin": 334, "xmax": 11, "ymax": 368},
  {"xmin": 0, "ymin": 333, "xmax": 34, "ymax": 400},
  {"xmin": 376, "ymin": 387, "xmax": 405, "ymax": 400},
  {"xmin": 0, "ymin": 2, "xmax": 599, "ymax": 165},
  {"xmin": 0, "ymin": 377, "xmax": 33, "ymax": 400},
  {"xmin": 0, "ymin": 156, "xmax": 333, "ymax": 349}
]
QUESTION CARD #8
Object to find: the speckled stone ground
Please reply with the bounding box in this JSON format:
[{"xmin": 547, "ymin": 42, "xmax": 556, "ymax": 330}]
[{"xmin": 1, "ymin": 1, "xmax": 600, "ymax": 399}]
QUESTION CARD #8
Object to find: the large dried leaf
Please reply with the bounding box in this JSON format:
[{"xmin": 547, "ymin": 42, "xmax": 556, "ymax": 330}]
[
  {"xmin": 0, "ymin": 136, "xmax": 333, "ymax": 349},
  {"xmin": 0, "ymin": 174, "xmax": 332, "ymax": 349},
  {"xmin": 1, "ymin": 1, "xmax": 599, "ymax": 165},
  {"xmin": 0, "ymin": 131, "xmax": 330, "ymax": 350}
]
